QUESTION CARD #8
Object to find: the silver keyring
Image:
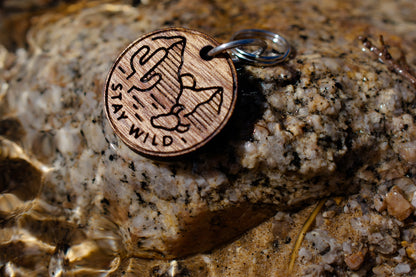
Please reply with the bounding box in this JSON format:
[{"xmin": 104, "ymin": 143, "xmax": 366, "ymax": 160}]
[
  {"xmin": 207, "ymin": 38, "xmax": 267, "ymax": 58},
  {"xmin": 208, "ymin": 29, "xmax": 291, "ymax": 66}
]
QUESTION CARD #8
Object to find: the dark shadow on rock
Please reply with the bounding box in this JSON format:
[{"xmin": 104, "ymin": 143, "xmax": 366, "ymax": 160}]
[
  {"xmin": 163, "ymin": 202, "xmax": 277, "ymax": 258},
  {"xmin": 0, "ymin": 118, "xmax": 25, "ymax": 143},
  {"xmin": 0, "ymin": 158, "xmax": 42, "ymax": 201}
]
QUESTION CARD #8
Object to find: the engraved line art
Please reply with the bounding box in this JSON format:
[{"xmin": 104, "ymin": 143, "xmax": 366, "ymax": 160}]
[
  {"xmin": 134, "ymin": 113, "xmax": 143, "ymax": 122},
  {"xmin": 150, "ymin": 74, "xmax": 223, "ymax": 133},
  {"xmin": 126, "ymin": 34, "xmax": 225, "ymax": 135},
  {"xmin": 186, "ymin": 116, "xmax": 204, "ymax": 132},
  {"xmin": 118, "ymin": 66, "xmax": 126, "ymax": 73},
  {"xmin": 126, "ymin": 36, "xmax": 186, "ymax": 92},
  {"xmin": 132, "ymin": 95, "xmax": 145, "ymax": 108},
  {"xmin": 150, "ymin": 93, "xmax": 166, "ymax": 109}
]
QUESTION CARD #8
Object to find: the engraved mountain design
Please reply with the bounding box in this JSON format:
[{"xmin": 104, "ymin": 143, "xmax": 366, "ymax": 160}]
[
  {"xmin": 151, "ymin": 74, "xmax": 224, "ymax": 133},
  {"xmin": 126, "ymin": 34, "xmax": 224, "ymax": 133}
]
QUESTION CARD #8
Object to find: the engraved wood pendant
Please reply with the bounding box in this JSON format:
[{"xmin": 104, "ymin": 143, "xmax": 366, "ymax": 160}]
[{"xmin": 104, "ymin": 28, "xmax": 237, "ymax": 157}]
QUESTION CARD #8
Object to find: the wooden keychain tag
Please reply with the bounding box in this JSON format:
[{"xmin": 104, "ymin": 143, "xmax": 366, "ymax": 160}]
[
  {"xmin": 104, "ymin": 28, "xmax": 290, "ymax": 158},
  {"xmin": 104, "ymin": 28, "xmax": 237, "ymax": 157}
]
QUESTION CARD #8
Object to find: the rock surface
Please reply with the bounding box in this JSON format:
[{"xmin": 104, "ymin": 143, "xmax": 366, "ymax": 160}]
[
  {"xmin": 1, "ymin": 0, "xmax": 416, "ymax": 276},
  {"xmin": 386, "ymin": 186, "xmax": 414, "ymax": 221}
]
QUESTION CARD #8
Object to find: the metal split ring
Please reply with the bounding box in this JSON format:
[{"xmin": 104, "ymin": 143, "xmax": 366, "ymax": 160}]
[{"xmin": 207, "ymin": 29, "xmax": 291, "ymax": 66}]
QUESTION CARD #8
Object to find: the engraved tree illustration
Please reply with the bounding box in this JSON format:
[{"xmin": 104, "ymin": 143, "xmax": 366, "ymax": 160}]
[{"xmin": 126, "ymin": 35, "xmax": 224, "ymax": 133}]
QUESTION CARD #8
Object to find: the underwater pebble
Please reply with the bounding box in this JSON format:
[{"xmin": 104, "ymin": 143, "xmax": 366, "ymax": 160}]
[
  {"xmin": 344, "ymin": 250, "xmax": 366, "ymax": 271},
  {"xmin": 386, "ymin": 186, "xmax": 414, "ymax": 221}
]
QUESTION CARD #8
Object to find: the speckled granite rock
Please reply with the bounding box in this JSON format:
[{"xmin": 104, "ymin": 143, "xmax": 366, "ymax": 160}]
[{"xmin": 1, "ymin": 0, "xmax": 416, "ymax": 276}]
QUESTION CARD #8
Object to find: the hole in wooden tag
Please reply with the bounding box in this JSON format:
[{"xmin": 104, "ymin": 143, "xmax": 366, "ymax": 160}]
[{"xmin": 199, "ymin": 45, "xmax": 214, "ymax": 61}]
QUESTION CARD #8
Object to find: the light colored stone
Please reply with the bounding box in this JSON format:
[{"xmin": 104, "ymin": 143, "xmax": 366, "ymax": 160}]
[
  {"xmin": 374, "ymin": 195, "xmax": 386, "ymax": 212},
  {"xmin": 386, "ymin": 186, "xmax": 414, "ymax": 221},
  {"xmin": 404, "ymin": 242, "xmax": 416, "ymax": 262},
  {"xmin": 372, "ymin": 264, "xmax": 394, "ymax": 277},
  {"xmin": 394, "ymin": 263, "xmax": 411, "ymax": 275},
  {"xmin": 344, "ymin": 250, "xmax": 366, "ymax": 271}
]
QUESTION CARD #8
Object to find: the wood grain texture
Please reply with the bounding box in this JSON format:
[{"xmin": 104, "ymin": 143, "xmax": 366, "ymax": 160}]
[{"xmin": 104, "ymin": 28, "xmax": 237, "ymax": 157}]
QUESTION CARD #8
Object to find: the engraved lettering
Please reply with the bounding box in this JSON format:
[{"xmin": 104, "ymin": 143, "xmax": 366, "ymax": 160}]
[
  {"xmin": 111, "ymin": 93, "xmax": 122, "ymax": 100},
  {"xmin": 143, "ymin": 133, "xmax": 149, "ymax": 143},
  {"xmin": 117, "ymin": 111, "xmax": 128, "ymax": 121},
  {"xmin": 152, "ymin": 134, "xmax": 158, "ymax": 146},
  {"xmin": 163, "ymin": 136, "xmax": 173, "ymax": 146},
  {"xmin": 112, "ymin": 104, "xmax": 123, "ymax": 114},
  {"xmin": 111, "ymin": 83, "xmax": 123, "ymax": 91},
  {"xmin": 129, "ymin": 124, "xmax": 145, "ymax": 139}
]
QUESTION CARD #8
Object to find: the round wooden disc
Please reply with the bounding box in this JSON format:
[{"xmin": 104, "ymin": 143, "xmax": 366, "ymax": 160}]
[{"xmin": 104, "ymin": 28, "xmax": 237, "ymax": 157}]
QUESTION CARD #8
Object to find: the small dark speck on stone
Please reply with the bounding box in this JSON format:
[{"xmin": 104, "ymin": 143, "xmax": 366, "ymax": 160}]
[
  {"xmin": 129, "ymin": 161, "xmax": 135, "ymax": 171},
  {"xmin": 335, "ymin": 82, "xmax": 343, "ymax": 90},
  {"xmin": 272, "ymin": 240, "xmax": 279, "ymax": 250},
  {"xmin": 101, "ymin": 198, "xmax": 110, "ymax": 205}
]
